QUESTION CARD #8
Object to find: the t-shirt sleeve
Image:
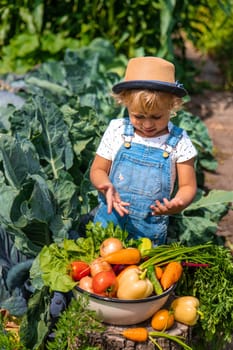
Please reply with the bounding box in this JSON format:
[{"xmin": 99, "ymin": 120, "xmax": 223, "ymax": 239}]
[
  {"xmin": 96, "ymin": 127, "xmax": 113, "ymax": 160},
  {"xmin": 96, "ymin": 119, "xmax": 123, "ymax": 161},
  {"xmin": 175, "ymin": 130, "xmax": 198, "ymax": 163}
]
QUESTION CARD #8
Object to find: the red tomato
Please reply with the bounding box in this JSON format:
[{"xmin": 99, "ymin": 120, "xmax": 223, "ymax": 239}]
[
  {"xmin": 92, "ymin": 270, "xmax": 118, "ymax": 297},
  {"xmin": 70, "ymin": 261, "xmax": 90, "ymax": 281}
]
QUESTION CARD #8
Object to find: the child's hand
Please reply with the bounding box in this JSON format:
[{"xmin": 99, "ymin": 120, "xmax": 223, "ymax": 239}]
[
  {"xmin": 98, "ymin": 183, "xmax": 130, "ymax": 216},
  {"xmin": 150, "ymin": 197, "xmax": 184, "ymax": 215}
]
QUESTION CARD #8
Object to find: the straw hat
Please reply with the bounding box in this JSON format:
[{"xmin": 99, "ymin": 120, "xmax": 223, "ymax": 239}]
[{"xmin": 112, "ymin": 56, "xmax": 187, "ymax": 97}]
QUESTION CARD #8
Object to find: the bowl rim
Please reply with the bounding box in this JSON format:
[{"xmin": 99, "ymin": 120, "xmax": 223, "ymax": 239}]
[{"xmin": 74, "ymin": 283, "xmax": 176, "ymax": 304}]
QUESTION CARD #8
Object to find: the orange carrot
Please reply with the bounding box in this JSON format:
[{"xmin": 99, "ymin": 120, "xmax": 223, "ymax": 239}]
[
  {"xmin": 122, "ymin": 327, "xmax": 148, "ymax": 342},
  {"xmin": 122, "ymin": 327, "xmax": 192, "ymax": 349},
  {"xmin": 103, "ymin": 248, "xmax": 141, "ymax": 265},
  {"xmin": 160, "ymin": 261, "xmax": 183, "ymax": 290},
  {"xmin": 155, "ymin": 266, "xmax": 163, "ymax": 280}
]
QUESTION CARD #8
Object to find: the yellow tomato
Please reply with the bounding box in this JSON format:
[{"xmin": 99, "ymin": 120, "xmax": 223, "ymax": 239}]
[{"xmin": 151, "ymin": 309, "xmax": 175, "ymax": 331}]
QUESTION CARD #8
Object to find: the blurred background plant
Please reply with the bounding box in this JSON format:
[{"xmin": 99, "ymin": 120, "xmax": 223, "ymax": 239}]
[
  {"xmin": 0, "ymin": 0, "xmax": 232, "ymax": 91},
  {"xmin": 188, "ymin": 0, "xmax": 233, "ymax": 91}
]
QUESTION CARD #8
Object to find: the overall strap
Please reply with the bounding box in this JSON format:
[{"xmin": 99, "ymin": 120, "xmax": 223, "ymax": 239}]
[
  {"xmin": 162, "ymin": 123, "xmax": 183, "ymax": 158},
  {"xmin": 165, "ymin": 124, "xmax": 183, "ymax": 148},
  {"xmin": 123, "ymin": 117, "xmax": 134, "ymax": 148}
]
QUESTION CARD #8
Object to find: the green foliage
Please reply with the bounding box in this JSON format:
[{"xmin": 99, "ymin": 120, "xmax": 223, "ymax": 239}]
[
  {"xmin": 0, "ymin": 0, "xmax": 81, "ymax": 73},
  {"xmin": 168, "ymin": 189, "xmax": 232, "ymax": 246},
  {"xmin": 189, "ymin": 0, "xmax": 233, "ymax": 90},
  {"xmin": 177, "ymin": 245, "xmax": 233, "ymax": 349},
  {"xmin": 46, "ymin": 295, "xmax": 104, "ymax": 350},
  {"xmin": 0, "ymin": 0, "xmax": 221, "ymax": 89},
  {"xmin": 19, "ymin": 286, "xmax": 51, "ymax": 350},
  {"xmin": 0, "ymin": 41, "xmax": 121, "ymax": 258}
]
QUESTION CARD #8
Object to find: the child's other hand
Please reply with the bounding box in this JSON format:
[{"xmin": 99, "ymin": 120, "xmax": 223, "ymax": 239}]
[
  {"xmin": 150, "ymin": 197, "xmax": 184, "ymax": 215},
  {"xmin": 98, "ymin": 183, "xmax": 130, "ymax": 216}
]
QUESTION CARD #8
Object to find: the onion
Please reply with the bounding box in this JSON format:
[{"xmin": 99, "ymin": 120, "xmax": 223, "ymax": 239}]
[
  {"xmin": 90, "ymin": 257, "xmax": 113, "ymax": 277},
  {"xmin": 100, "ymin": 237, "xmax": 123, "ymax": 258},
  {"xmin": 79, "ymin": 276, "xmax": 93, "ymax": 293}
]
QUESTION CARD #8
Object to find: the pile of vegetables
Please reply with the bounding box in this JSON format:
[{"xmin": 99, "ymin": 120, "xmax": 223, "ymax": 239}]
[
  {"xmin": 0, "ymin": 221, "xmax": 231, "ymax": 349},
  {"xmin": 39, "ymin": 232, "xmax": 204, "ymax": 350},
  {"xmin": 69, "ymin": 237, "xmax": 182, "ymax": 299},
  {"xmin": 35, "ymin": 222, "xmax": 217, "ymax": 296},
  {"xmin": 67, "ymin": 238, "xmax": 204, "ymax": 350},
  {"xmin": 31, "ymin": 224, "xmax": 233, "ymax": 350},
  {"xmin": 27, "ymin": 222, "xmax": 233, "ymax": 341}
]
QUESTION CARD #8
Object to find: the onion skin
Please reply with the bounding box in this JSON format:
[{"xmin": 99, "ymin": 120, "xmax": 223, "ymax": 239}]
[
  {"xmin": 90, "ymin": 257, "xmax": 113, "ymax": 277},
  {"xmin": 100, "ymin": 237, "xmax": 123, "ymax": 258},
  {"xmin": 79, "ymin": 276, "xmax": 94, "ymax": 293}
]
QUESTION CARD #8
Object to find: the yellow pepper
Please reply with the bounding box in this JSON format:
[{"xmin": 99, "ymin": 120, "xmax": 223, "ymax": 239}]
[
  {"xmin": 117, "ymin": 266, "xmax": 153, "ymax": 299},
  {"xmin": 171, "ymin": 296, "xmax": 201, "ymax": 326}
]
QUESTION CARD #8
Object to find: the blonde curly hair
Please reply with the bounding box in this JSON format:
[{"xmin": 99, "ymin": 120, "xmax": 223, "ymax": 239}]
[{"xmin": 112, "ymin": 89, "xmax": 183, "ymax": 116}]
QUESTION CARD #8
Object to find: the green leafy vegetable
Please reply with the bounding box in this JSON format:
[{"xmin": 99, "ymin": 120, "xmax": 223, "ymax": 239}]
[
  {"xmin": 168, "ymin": 189, "xmax": 233, "ymax": 246},
  {"xmin": 184, "ymin": 189, "xmax": 233, "ymax": 211},
  {"xmin": 177, "ymin": 245, "xmax": 233, "ymax": 350}
]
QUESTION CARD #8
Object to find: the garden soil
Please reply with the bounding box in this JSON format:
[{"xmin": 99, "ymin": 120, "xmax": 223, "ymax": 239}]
[{"xmin": 186, "ymin": 44, "xmax": 233, "ymax": 250}]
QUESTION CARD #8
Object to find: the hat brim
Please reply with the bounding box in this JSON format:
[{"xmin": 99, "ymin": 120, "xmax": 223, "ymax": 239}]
[{"xmin": 112, "ymin": 80, "xmax": 187, "ymax": 97}]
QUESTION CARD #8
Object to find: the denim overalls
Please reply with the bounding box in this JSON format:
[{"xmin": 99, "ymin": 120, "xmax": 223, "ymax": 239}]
[{"xmin": 94, "ymin": 117, "xmax": 183, "ymax": 245}]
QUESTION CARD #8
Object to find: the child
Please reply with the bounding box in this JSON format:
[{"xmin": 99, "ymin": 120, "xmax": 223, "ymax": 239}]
[{"xmin": 90, "ymin": 57, "xmax": 197, "ymax": 245}]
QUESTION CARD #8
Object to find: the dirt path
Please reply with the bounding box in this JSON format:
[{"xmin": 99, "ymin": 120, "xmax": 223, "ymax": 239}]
[{"xmin": 186, "ymin": 45, "xmax": 233, "ymax": 246}]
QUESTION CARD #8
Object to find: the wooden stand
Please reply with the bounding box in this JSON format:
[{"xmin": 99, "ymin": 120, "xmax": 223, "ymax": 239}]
[{"xmin": 89, "ymin": 320, "xmax": 191, "ymax": 349}]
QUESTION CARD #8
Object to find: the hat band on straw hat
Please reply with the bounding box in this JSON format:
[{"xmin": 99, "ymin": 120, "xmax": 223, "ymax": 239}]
[
  {"xmin": 112, "ymin": 57, "xmax": 187, "ymax": 97},
  {"xmin": 113, "ymin": 80, "xmax": 187, "ymax": 97}
]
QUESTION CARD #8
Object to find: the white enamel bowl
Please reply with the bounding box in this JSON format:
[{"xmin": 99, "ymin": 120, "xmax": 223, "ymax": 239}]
[{"xmin": 73, "ymin": 283, "xmax": 176, "ymax": 325}]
